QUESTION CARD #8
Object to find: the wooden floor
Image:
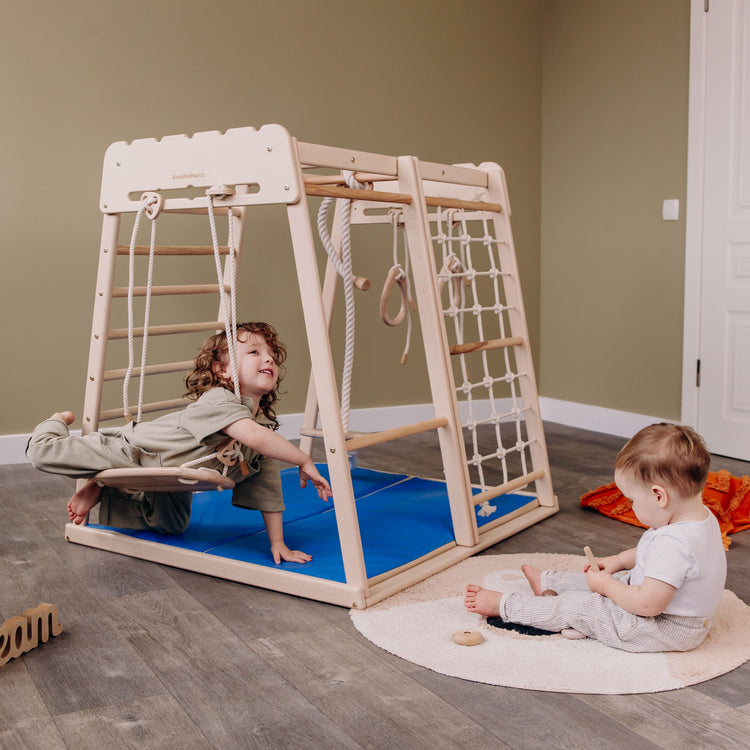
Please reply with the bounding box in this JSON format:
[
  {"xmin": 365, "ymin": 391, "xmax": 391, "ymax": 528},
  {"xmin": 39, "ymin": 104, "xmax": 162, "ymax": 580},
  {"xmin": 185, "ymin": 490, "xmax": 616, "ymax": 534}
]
[{"xmin": 1, "ymin": 422, "xmax": 749, "ymax": 749}]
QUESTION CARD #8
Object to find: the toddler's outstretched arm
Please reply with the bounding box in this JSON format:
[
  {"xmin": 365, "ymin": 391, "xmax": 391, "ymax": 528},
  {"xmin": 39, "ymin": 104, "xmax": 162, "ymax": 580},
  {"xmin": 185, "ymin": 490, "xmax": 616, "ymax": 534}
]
[{"xmin": 222, "ymin": 418, "xmax": 331, "ymax": 501}]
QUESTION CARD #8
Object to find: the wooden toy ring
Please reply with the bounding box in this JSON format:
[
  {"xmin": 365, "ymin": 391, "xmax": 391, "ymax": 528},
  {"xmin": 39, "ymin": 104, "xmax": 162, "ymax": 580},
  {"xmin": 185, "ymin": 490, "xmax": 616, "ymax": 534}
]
[
  {"xmin": 452, "ymin": 628, "xmax": 484, "ymax": 646},
  {"xmin": 380, "ymin": 266, "xmax": 409, "ymax": 326}
]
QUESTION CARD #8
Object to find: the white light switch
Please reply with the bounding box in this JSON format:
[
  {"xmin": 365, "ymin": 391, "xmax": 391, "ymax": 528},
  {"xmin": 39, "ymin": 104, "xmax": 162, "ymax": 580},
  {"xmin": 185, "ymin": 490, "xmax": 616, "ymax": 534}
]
[{"xmin": 662, "ymin": 199, "xmax": 679, "ymax": 221}]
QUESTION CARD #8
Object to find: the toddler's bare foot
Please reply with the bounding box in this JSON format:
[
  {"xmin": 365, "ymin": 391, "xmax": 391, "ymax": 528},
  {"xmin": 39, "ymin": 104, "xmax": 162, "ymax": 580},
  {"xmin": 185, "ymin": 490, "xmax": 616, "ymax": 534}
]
[
  {"xmin": 464, "ymin": 584, "xmax": 503, "ymax": 617},
  {"xmin": 67, "ymin": 481, "xmax": 102, "ymax": 524},
  {"xmin": 52, "ymin": 411, "xmax": 75, "ymax": 425},
  {"xmin": 521, "ymin": 564, "xmax": 557, "ymax": 596}
]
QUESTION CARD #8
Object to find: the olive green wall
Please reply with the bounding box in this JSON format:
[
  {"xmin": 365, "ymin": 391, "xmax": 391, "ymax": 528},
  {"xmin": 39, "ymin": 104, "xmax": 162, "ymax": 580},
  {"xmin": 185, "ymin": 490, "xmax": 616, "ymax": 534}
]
[
  {"xmin": 1, "ymin": 0, "xmax": 691, "ymax": 441},
  {"xmin": 0, "ymin": 0, "xmax": 543, "ymax": 436},
  {"xmin": 540, "ymin": 0, "xmax": 690, "ymax": 420}
]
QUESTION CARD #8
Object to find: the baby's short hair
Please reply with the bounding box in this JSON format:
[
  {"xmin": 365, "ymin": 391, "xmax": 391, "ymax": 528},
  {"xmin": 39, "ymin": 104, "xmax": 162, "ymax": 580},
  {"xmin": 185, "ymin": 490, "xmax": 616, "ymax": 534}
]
[{"xmin": 614, "ymin": 423, "xmax": 710, "ymax": 498}]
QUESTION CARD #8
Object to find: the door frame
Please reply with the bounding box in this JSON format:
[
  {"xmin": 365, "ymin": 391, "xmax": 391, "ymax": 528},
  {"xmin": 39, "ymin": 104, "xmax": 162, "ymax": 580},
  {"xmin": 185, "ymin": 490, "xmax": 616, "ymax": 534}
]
[{"xmin": 681, "ymin": 0, "xmax": 709, "ymax": 428}]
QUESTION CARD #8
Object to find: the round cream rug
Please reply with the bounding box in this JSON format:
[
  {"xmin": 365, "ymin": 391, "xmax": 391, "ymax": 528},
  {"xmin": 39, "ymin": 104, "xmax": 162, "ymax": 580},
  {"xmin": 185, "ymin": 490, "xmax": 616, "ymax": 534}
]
[{"xmin": 350, "ymin": 553, "xmax": 750, "ymax": 694}]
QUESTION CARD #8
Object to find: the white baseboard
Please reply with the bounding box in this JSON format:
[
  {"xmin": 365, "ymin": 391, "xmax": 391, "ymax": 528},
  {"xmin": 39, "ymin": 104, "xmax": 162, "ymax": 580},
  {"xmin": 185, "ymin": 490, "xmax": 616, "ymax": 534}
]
[
  {"xmin": 538, "ymin": 397, "xmax": 665, "ymax": 439},
  {"xmin": 1, "ymin": 399, "xmax": 663, "ymax": 466}
]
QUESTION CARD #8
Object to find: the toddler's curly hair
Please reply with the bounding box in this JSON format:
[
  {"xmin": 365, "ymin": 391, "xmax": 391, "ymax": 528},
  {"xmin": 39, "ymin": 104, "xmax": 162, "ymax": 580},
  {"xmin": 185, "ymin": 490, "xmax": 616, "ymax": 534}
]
[{"xmin": 185, "ymin": 322, "xmax": 287, "ymax": 430}]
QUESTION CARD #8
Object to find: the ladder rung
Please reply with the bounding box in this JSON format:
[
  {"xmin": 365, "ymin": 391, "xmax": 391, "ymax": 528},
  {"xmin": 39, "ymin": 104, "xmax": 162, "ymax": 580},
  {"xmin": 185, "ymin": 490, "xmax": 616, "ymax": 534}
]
[
  {"xmin": 424, "ymin": 196, "xmax": 502, "ymax": 213},
  {"xmin": 108, "ymin": 321, "xmax": 223, "ymax": 340},
  {"xmin": 344, "ymin": 417, "xmax": 448, "ymax": 453},
  {"xmin": 98, "ymin": 398, "xmax": 187, "ymax": 422},
  {"xmin": 449, "ymin": 336, "xmax": 523, "ymax": 356},
  {"xmin": 298, "ymin": 427, "xmax": 368, "ymax": 441},
  {"xmin": 471, "ymin": 469, "xmax": 545, "ymax": 507},
  {"xmin": 112, "ymin": 284, "xmax": 230, "ymax": 298},
  {"xmin": 102, "ymin": 360, "xmax": 194, "ymax": 381},
  {"xmin": 305, "ymin": 183, "xmax": 414, "ymax": 205},
  {"xmin": 117, "ymin": 245, "xmax": 230, "ymax": 256}
]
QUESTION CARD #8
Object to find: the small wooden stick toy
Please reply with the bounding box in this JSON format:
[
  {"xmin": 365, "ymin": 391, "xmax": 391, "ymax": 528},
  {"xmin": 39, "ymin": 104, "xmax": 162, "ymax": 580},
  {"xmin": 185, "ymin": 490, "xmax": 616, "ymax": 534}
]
[{"xmin": 583, "ymin": 545, "xmax": 600, "ymax": 571}]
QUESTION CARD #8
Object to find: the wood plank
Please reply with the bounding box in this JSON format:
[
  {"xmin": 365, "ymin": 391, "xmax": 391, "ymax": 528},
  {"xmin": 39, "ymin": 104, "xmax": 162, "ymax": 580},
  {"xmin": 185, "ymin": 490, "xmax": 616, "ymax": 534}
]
[
  {"xmin": 248, "ymin": 624, "xmax": 507, "ymax": 748},
  {"xmin": 3, "ymin": 422, "xmax": 750, "ymax": 749},
  {"xmin": 101, "ymin": 589, "xmax": 361, "ymax": 747}
]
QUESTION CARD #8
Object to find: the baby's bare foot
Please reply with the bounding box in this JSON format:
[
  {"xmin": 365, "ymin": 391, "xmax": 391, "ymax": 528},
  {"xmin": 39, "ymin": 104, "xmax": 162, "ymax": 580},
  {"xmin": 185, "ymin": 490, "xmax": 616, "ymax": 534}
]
[
  {"xmin": 67, "ymin": 481, "xmax": 102, "ymax": 524},
  {"xmin": 52, "ymin": 411, "xmax": 75, "ymax": 425},
  {"xmin": 464, "ymin": 584, "xmax": 503, "ymax": 617},
  {"xmin": 521, "ymin": 564, "xmax": 557, "ymax": 596}
]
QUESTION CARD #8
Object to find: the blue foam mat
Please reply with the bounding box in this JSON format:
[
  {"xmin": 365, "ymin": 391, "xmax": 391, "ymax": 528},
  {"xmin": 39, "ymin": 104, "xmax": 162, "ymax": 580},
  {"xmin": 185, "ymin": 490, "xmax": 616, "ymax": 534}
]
[{"xmin": 90, "ymin": 465, "xmax": 533, "ymax": 582}]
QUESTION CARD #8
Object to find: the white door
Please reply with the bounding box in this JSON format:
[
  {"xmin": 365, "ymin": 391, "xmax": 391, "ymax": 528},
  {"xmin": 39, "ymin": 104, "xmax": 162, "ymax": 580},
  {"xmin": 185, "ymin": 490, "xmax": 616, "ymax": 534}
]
[{"xmin": 685, "ymin": 0, "xmax": 750, "ymax": 460}]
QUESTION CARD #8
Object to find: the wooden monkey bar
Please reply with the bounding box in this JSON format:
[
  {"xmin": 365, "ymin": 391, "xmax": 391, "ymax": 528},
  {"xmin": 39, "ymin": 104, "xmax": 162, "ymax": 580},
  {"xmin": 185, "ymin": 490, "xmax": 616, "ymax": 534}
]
[
  {"xmin": 303, "ymin": 178, "xmax": 503, "ymax": 214},
  {"xmin": 343, "ymin": 417, "xmax": 448, "ymax": 453},
  {"xmin": 471, "ymin": 469, "xmax": 546, "ymax": 507},
  {"xmin": 448, "ymin": 336, "xmax": 524, "ymax": 356}
]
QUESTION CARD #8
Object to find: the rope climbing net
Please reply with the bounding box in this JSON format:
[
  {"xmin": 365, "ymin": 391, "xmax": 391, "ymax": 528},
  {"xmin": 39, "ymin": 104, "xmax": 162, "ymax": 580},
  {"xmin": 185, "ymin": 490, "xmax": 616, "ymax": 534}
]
[{"xmin": 434, "ymin": 208, "xmax": 534, "ymax": 510}]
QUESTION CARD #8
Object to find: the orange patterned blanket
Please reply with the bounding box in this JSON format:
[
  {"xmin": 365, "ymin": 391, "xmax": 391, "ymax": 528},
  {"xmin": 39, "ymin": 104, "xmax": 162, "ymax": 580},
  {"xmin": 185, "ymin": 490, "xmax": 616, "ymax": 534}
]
[{"xmin": 580, "ymin": 470, "xmax": 750, "ymax": 549}]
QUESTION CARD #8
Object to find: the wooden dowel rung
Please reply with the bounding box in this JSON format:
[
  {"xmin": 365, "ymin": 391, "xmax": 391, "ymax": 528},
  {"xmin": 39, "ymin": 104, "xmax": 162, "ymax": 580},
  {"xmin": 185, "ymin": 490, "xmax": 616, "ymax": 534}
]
[
  {"xmin": 103, "ymin": 360, "xmax": 194, "ymax": 381},
  {"xmin": 472, "ymin": 469, "xmax": 546, "ymax": 507},
  {"xmin": 108, "ymin": 321, "xmax": 223, "ymax": 340},
  {"xmin": 165, "ymin": 207, "xmax": 234, "ymax": 216},
  {"xmin": 425, "ymin": 196, "xmax": 502, "ymax": 213},
  {"xmin": 303, "ymin": 172, "xmax": 396, "ymax": 186},
  {"xmin": 304, "ymin": 183, "xmax": 501, "ymax": 213},
  {"xmin": 305, "ymin": 184, "xmax": 413, "ymax": 205},
  {"xmin": 298, "ymin": 427, "xmax": 368, "ymax": 440},
  {"xmin": 99, "ymin": 398, "xmax": 186, "ymax": 422},
  {"xmin": 112, "ymin": 284, "xmax": 229, "ymax": 298},
  {"xmin": 449, "ymin": 336, "xmax": 524, "ymax": 356},
  {"xmin": 116, "ymin": 245, "xmax": 230, "ymax": 256},
  {"xmin": 345, "ymin": 417, "xmax": 448, "ymax": 453}
]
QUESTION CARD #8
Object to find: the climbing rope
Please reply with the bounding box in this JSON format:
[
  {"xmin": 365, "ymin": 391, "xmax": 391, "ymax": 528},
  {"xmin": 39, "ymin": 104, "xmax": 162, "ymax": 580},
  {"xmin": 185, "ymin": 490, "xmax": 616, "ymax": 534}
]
[
  {"xmin": 123, "ymin": 192, "xmax": 163, "ymax": 423},
  {"xmin": 206, "ymin": 185, "xmax": 241, "ymax": 400},
  {"xmin": 316, "ymin": 170, "xmax": 363, "ymax": 432}
]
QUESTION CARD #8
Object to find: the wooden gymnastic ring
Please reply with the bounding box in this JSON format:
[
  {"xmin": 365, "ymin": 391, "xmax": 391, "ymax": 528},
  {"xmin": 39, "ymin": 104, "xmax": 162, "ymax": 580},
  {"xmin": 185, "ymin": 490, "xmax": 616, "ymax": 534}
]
[{"xmin": 380, "ymin": 266, "xmax": 408, "ymax": 327}]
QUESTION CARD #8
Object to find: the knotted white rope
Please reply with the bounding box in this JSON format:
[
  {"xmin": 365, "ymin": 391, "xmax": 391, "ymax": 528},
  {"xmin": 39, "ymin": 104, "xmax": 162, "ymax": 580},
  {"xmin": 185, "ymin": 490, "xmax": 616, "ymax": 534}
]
[
  {"xmin": 206, "ymin": 186, "xmax": 240, "ymax": 400},
  {"xmin": 123, "ymin": 192, "xmax": 162, "ymax": 423},
  {"xmin": 179, "ymin": 437, "xmax": 244, "ymax": 479},
  {"xmin": 378, "ymin": 209, "xmax": 413, "ymax": 365},
  {"xmin": 316, "ymin": 170, "xmax": 363, "ymax": 433}
]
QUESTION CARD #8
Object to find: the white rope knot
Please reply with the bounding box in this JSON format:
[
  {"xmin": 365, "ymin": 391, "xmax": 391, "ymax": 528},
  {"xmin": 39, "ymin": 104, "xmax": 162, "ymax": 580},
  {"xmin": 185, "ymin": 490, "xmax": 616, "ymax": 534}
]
[{"xmin": 180, "ymin": 438, "xmax": 244, "ymax": 477}]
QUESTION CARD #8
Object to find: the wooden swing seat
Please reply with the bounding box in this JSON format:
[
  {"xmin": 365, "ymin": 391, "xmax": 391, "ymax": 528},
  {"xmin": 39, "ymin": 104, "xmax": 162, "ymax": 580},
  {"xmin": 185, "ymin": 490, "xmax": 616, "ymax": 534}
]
[{"xmin": 93, "ymin": 467, "xmax": 235, "ymax": 493}]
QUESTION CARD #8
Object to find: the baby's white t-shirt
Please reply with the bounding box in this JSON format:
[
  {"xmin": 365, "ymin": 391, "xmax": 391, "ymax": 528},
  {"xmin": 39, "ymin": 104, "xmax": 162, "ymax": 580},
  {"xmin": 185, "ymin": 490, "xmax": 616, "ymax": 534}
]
[{"xmin": 629, "ymin": 510, "xmax": 727, "ymax": 617}]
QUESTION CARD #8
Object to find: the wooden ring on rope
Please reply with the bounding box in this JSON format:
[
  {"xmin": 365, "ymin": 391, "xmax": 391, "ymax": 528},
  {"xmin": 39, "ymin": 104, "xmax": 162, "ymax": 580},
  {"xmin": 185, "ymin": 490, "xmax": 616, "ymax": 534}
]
[{"xmin": 380, "ymin": 266, "xmax": 409, "ymax": 327}]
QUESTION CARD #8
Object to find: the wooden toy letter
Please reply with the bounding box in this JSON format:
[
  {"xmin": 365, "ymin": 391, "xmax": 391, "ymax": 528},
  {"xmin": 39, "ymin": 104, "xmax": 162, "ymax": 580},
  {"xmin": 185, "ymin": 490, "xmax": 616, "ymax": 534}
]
[{"xmin": 0, "ymin": 603, "xmax": 63, "ymax": 666}]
